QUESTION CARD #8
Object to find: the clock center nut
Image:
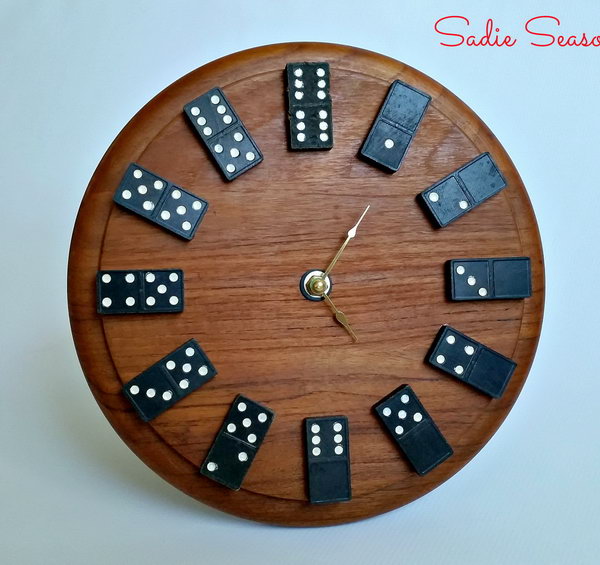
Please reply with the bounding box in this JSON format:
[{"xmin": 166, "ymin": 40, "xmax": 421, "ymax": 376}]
[{"xmin": 299, "ymin": 270, "xmax": 332, "ymax": 301}]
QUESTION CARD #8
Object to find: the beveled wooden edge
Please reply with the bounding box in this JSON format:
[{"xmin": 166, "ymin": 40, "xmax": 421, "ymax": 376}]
[{"xmin": 67, "ymin": 42, "xmax": 544, "ymax": 526}]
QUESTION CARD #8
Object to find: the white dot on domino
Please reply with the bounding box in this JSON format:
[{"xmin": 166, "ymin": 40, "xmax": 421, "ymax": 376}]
[
  {"xmin": 400, "ymin": 394, "xmax": 409, "ymax": 404},
  {"xmin": 237, "ymin": 402, "xmax": 247, "ymax": 412}
]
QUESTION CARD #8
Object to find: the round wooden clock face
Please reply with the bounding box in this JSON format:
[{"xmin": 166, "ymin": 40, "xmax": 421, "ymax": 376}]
[{"xmin": 68, "ymin": 43, "xmax": 544, "ymax": 526}]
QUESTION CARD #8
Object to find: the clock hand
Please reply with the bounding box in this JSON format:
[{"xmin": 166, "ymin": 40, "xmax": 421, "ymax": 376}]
[
  {"xmin": 322, "ymin": 204, "xmax": 370, "ymax": 281},
  {"xmin": 322, "ymin": 294, "xmax": 358, "ymax": 343}
]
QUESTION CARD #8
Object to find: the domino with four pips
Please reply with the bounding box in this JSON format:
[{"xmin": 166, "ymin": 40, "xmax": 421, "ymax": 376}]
[{"xmin": 427, "ymin": 325, "xmax": 517, "ymax": 398}]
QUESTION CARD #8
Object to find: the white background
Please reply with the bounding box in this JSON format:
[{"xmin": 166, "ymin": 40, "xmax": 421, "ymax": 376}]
[{"xmin": 1, "ymin": 1, "xmax": 598, "ymax": 563}]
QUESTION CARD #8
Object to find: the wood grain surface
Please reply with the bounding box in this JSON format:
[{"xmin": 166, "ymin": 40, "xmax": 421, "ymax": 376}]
[{"xmin": 67, "ymin": 42, "xmax": 544, "ymax": 526}]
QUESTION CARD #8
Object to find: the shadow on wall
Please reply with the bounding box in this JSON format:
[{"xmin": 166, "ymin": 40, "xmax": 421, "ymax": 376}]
[{"xmin": 49, "ymin": 328, "xmax": 244, "ymax": 525}]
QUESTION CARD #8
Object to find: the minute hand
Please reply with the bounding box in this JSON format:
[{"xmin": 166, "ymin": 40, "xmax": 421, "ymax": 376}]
[{"xmin": 322, "ymin": 204, "xmax": 370, "ymax": 280}]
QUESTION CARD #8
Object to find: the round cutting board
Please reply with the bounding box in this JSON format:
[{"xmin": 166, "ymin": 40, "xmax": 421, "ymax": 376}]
[{"xmin": 68, "ymin": 42, "xmax": 544, "ymax": 526}]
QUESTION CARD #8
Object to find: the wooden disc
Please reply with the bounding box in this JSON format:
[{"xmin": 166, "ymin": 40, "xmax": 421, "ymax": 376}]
[{"xmin": 67, "ymin": 43, "xmax": 544, "ymax": 526}]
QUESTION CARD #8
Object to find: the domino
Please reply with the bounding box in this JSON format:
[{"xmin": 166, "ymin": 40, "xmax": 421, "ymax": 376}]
[
  {"xmin": 113, "ymin": 163, "xmax": 209, "ymax": 240},
  {"xmin": 305, "ymin": 416, "xmax": 351, "ymax": 504},
  {"xmin": 285, "ymin": 62, "xmax": 333, "ymax": 150},
  {"xmin": 419, "ymin": 153, "xmax": 507, "ymax": 228},
  {"xmin": 427, "ymin": 325, "xmax": 517, "ymax": 398},
  {"xmin": 97, "ymin": 269, "xmax": 183, "ymax": 314},
  {"xmin": 448, "ymin": 257, "xmax": 531, "ymax": 301},
  {"xmin": 374, "ymin": 385, "xmax": 452, "ymax": 475},
  {"xmin": 122, "ymin": 339, "xmax": 217, "ymax": 421},
  {"xmin": 183, "ymin": 87, "xmax": 263, "ymax": 181},
  {"xmin": 360, "ymin": 79, "xmax": 431, "ymax": 172},
  {"xmin": 200, "ymin": 395, "xmax": 275, "ymax": 490}
]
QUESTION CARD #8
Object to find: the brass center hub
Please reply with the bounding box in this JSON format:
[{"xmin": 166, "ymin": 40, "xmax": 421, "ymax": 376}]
[{"xmin": 299, "ymin": 270, "xmax": 332, "ymax": 301}]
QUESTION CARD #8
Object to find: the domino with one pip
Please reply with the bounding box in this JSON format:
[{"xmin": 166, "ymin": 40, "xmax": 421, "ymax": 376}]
[
  {"xmin": 200, "ymin": 395, "xmax": 275, "ymax": 490},
  {"xmin": 360, "ymin": 80, "xmax": 431, "ymax": 172},
  {"xmin": 123, "ymin": 339, "xmax": 217, "ymax": 422},
  {"xmin": 305, "ymin": 416, "xmax": 351, "ymax": 504},
  {"xmin": 96, "ymin": 269, "xmax": 183, "ymax": 314},
  {"xmin": 427, "ymin": 325, "xmax": 517, "ymax": 398},
  {"xmin": 113, "ymin": 163, "xmax": 209, "ymax": 240},
  {"xmin": 448, "ymin": 257, "xmax": 532, "ymax": 300},
  {"xmin": 285, "ymin": 62, "xmax": 333, "ymax": 150},
  {"xmin": 374, "ymin": 385, "xmax": 452, "ymax": 475},
  {"xmin": 183, "ymin": 88, "xmax": 263, "ymax": 181},
  {"xmin": 419, "ymin": 153, "xmax": 506, "ymax": 228}
]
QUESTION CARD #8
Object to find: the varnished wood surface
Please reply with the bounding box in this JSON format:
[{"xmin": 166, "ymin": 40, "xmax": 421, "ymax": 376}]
[{"xmin": 67, "ymin": 43, "xmax": 544, "ymax": 526}]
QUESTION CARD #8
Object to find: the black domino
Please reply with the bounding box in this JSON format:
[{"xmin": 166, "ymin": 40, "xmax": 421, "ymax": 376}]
[
  {"xmin": 200, "ymin": 395, "xmax": 275, "ymax": 490},
  {"xmin": 285, "ymin": 62, "xmax": 333, "ymax": 150},
  {"xmin": 304, "ymin": 416, "xmax": 351, "ymax": 504},
  {"xmin": 427, "ymin": 325, "xmax": 517, "ymax": 398},
  {"xmin": 183, "ymin": 87, "xmax": 263, "ymax": 181},
  {"xmin": 419, "ymin": 153, "xmax": 507, "ymax": 228},
  {"xmin": 97, "ymin": 269, "xmax": 184, "ymax": 314},
  {"xmin": 373, "ymin": 385, "xmax": 452, "ymax": 475},
  {"xmin": 122, "ymin": 339, "xmax": 217, "ymax": 422},
  {"xmin": 113, "ymin": 163, "xmax": 209, "ymax": 240},
  {"xmin": 360, "ymin": 80, "xmax": 431, "ymax": 172},
  {"xmin": 448, "ymin": 257, "xmax": 531, "ymax": 301}
]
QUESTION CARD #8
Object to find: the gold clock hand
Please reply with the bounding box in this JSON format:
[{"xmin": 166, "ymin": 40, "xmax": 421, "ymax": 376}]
[
  {"xmin": 322, "ymin": 204, "xmax": 370, "ymax": 280},
  {"xmin": 323, "ymin": 294, "xmax": 358, "ymax": 343}
]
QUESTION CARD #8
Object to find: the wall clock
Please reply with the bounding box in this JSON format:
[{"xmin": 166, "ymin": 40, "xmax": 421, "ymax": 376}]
[{"xmin": 68, "ymin": 42, "xmax": 544, "ymax": 526}]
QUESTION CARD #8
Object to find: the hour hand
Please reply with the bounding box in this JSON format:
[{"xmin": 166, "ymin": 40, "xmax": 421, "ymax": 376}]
[{"xmin": 323, "ymin": 294, "xmax": 358, "ymax": 343}]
